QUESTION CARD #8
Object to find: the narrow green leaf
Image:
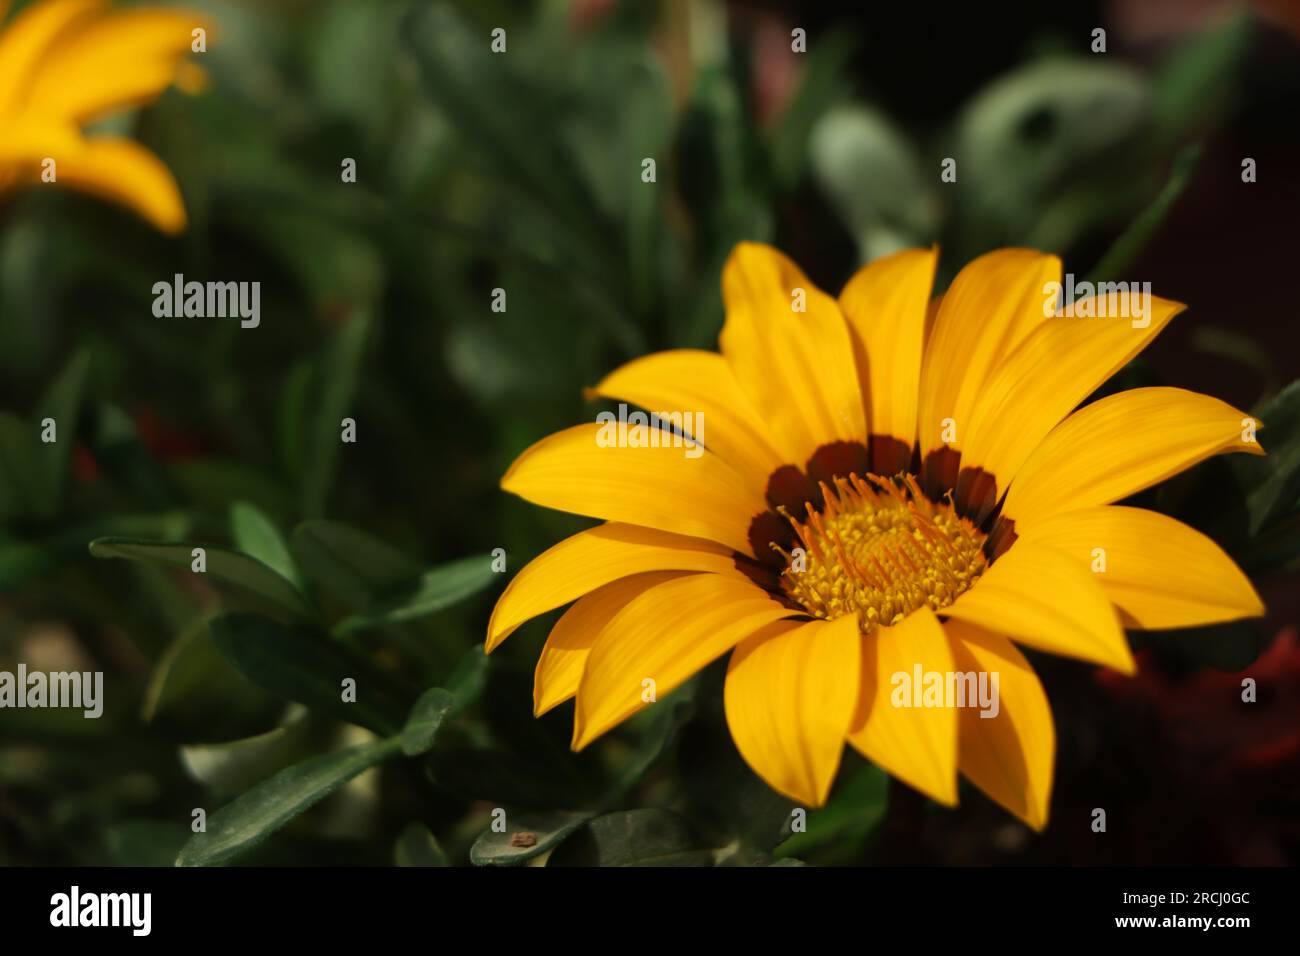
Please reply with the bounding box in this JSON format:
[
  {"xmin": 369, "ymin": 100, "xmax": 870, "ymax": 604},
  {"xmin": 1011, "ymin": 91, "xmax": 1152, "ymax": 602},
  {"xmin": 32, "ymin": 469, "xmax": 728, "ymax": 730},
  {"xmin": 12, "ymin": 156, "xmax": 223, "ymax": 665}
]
[
  {"xmin": 230, "ymin": 501, "xmax": 302, "ymax": 589},
  {"xmin": 89, "ymin": 537, "xmax": 314, "ymax": 621},
  {"xmin": 334, "ymin": 554, "xmax": 496, "ymax": 635},
  {"xmin": 445, "ymin": 645, "xmax": 490, "ymax": 715},
  {"xmin": 290, "ymin": 519, "xmax": 420, "ymax": 611},
  {"xmin": 179, "ymin": 707, "xmax": 319, "ymax": 795},
  {"xmin": 141, "ymin": 617, "xmax": 275, "ymax": 734},
  {"xmin": 1085, "ymin": 143, "xmax": 1200, "ymax": 285},
  {"xmin": 175, "ymin": 736, "xmax": 401, "ymax": 866},
  {"xmin": 1238, "ymin": 379, "xmax": 1300, "ymax": 534},
  {"xmin": 0, "ymin": 412, "xmax": 42, "ymax": 520},
  {"xmin": 106, "ymin": 821, "xmax": 189, "ymax": 867},
  {"xmin": 209, "ymin": 613, "xmax": 408, "ymax": 735},
  {"xmin": 400, "ymin": 688, "xmax": 453, "ymax": 756},
  {"xmin": 301, "ymin": 310, "xmax": 370, "ymax": 517},
  {"xmin": 546, "ymin": 809, "xmax": 711, "ymax": 867},
  {"xmin": 34, "ymin": 349, "xmax": 91, "ymax": 518},
  {"xmin": 470, "ymin": 810, "xmax": 593, "ymax": 866},
  {"xmin": 395, "ymin": 823, "xmax": 450, "ymax": 867},
  {"xmin": 775, "ymin": 763, "xmax": 888, "ymax": 862}
]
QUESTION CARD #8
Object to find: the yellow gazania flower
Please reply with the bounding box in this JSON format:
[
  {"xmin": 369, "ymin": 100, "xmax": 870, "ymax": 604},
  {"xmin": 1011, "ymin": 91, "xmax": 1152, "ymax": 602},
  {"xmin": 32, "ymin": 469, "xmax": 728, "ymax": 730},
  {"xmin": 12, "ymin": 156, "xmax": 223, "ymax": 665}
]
[
  {"xmin": 487, "ymin": 243, "xmax": 1265, "ymax": 829},
  {"xmin": 0, "ymin": 0, "xmax": 209, "ymax": 233}
]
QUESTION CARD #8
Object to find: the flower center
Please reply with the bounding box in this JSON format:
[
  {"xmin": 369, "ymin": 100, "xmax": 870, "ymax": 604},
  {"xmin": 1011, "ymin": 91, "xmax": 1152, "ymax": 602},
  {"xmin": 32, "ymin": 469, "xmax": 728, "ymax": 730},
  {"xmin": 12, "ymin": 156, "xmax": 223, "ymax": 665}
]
[{"xmin": 778, "ymin": 473, "xmax": 987, "ymax": 633}]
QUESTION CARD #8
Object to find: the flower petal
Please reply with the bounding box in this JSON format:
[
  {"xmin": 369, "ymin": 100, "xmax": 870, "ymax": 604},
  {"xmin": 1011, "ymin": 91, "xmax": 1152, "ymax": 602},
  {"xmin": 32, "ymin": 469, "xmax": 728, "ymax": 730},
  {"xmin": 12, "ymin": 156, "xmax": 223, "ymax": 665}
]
[
  {"xmin": 28, "ymin": 9, "xmax": 208, "ymax": 124},
  {"xmin": 533, "ymin": 570, "xmax": 696, "ymax": 716},
  {"xmin": 943, "ymin": 540, "xmax": 1134, "ymax": 673},
  {"xmin": 573, "ymin": 572, "xmax": 793, "ymax": 749},
  {"xmin": 720, "ymin": 242, "xmax": 865, "ymax": 465},
  {"xmin": 958, "ymin": 294, "xmax": 1185, "ymax": 516},
  {"xmin": 847, "ymin": 607, "xmax": 959, "ymax": 806},
  {"xmin": 589, "ymin": 348, "xmax": 783, "ymax": 485},
  {"xmin": 49, "ymin": 136, "xmax": 187, "ymax": 233},
  {"xmin": 1002, "ymin": 387, "xmax": 1264, "ymax": 526},
  {"xmin": 838, "ymin": 247, "xmax": 938, "ymax": 462},
  {"xmin": 945, "ymin": 619, "xmax": 1055, "ymax": 831},
  {"xmin": 724, "ymin": 614, "xmax": 861, "ymax": 806},
  {"xmin": 501, "ymin": 423, "xmax": 766, "ymax": 555},
  {"xmin": 0, "ymin": 0, "xmax": 100, "ymax": 115},
  {"xmin": 486, "ymin": 522, "xmax": 734, "ymax": 652},
  {"xmin": 1013, "ymin": 506, "xmax": 1264, "ymax": 630},
  {"xmin": 916, "ymin": 249, "xmax": 1060, "ymax": 461}
]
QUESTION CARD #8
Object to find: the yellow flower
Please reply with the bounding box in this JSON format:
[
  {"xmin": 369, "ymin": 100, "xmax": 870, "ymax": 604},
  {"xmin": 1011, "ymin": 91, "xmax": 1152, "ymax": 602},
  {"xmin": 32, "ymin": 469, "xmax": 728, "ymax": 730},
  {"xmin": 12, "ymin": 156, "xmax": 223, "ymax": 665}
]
[
  {"xmin": 487, "ymin": 243, "xmax": 1265, "ymax": 829},
  {"xmin": 0, "ymin": 0, "xmax": 209, "ymax": 233}
]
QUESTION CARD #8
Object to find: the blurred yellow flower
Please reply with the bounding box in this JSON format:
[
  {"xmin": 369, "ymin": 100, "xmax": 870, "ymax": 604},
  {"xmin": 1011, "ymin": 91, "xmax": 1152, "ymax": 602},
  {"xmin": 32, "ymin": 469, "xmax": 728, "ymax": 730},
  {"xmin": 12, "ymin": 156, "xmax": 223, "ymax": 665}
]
[
  {"xmin": 0, "ymin": 0, "xmax": 209, "ymax": 233},
  {"xmin": 488, "ymin": 243, "xmax": 1267, "ymax": 829}
]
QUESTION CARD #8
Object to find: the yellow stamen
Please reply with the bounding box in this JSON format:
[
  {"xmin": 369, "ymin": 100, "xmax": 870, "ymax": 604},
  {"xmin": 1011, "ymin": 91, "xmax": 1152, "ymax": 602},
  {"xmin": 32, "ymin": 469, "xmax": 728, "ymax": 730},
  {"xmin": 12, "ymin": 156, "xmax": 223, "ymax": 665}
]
[{"xmin": 778, "ymin": 473, "xmax": 987, "ymax": 633}]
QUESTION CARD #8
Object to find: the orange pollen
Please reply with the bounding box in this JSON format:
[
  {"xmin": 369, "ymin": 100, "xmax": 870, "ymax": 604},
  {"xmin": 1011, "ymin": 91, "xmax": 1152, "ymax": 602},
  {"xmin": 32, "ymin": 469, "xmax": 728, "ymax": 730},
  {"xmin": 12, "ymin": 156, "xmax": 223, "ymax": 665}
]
[{"xmin": 775, "ymin": 473, "xmax": 987, "ymax": 634}]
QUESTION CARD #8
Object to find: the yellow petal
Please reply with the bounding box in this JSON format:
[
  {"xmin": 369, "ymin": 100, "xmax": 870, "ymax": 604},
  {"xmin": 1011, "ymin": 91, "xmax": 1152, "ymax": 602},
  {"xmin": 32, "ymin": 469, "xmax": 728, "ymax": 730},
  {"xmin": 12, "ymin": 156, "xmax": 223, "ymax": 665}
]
[
  {"xmin": 573, "ymin": 572, "xmax": 793, "ymax": 749},
  {"xmin": 29, "ymin": 10, "xmax": 211, "ymax": 124},
  {"xmin": 944, "ymin": 540, "xmax": 1134, "ymax": 673},
  {"xmin": 0, "ymin": 116, "xmax": 83, "ymax": 165},
  {"xmin": 0, "ymin": 0, "xmax": 101, "ymax": 115},
  {"xmin": 916, "ymin": 249, "xmax": 1060, "ymax": 460},
  {"xmin": 501, "ymin": 423, "xmax": 765, "ymax": 555},
  {"xmin": 1002, "ymin": 387, "xmax": 1265, "ymax": 526},
  {"xmin": 724, "ymin": 614, "xmax": 861, "ymax": 806},
  {"xmin": 534, "ymin": 570, "xmax": 695, "ymax": 716},
  {"xmin": 838, "ymin": 247, "xmax": 938, "ymax": 459},
  {"xmin": 1013, "ymin": 506, "xmax": 1264, "ymax": 630},
  {"xmin": 945, "ymin": 620, "xmax": 1055, "ymax": 831},
  {"xmin": 847, "ymin": 607, "xmax": 959, "ymax": 806},
  {"xmin": 719, "ymin": 242, "xmax": 865, "ymax": 465},
  {"xmin": 486, "ymin": 522, "xmax": 735, "ymax": 652},
  {"xmin": 959, "ymin": 294, "xmax": 1185, "ymax": 508},
  {"xmin": 588, "ymin": 348, "xmax": 783, "ymax": 486},
  {"xmin": 44, "ymin": 136, "xmax": 187, "ymax": 233}
]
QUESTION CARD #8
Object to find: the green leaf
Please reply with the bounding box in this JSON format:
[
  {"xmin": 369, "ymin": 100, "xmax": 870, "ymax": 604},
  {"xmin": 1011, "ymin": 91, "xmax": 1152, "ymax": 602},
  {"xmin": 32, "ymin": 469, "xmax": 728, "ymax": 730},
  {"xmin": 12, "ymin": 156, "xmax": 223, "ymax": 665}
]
[
  {"xmin": 334, "ymin": 554, "xmax": 496, "ymax": 635},
  {"xmin": 470, "ymin": 810, "xmax": 593, "ymax": 866},
  {"xmin": 400, "ymin": 688, "xmax": 453, "ymax": 756},
  {"xmin": 1152, "ymin": 13, "xmax": 1251, "ymax": 142},
  {"xmin": 230, "ymin": 501, "xmax": 302, "ymax": 589},
  {"xmin": 678, "ymin": 701, "xmax": 796, "ymax": 852},
  {"xmin": 609, "ymin": 686, "xmax": 695, "ymax": 799},
  {"xmin": 0, "ymin": 412, "xmax": 43, "ymax": 521},
  {"xmin": 142, "ymin": 617, "xmax": 276, "ymax": 738},
  {"xmin": 290, "ymin": 519, "xmax": 420, "ymax": 611},
  {"xmin": 770, "ymin": 31, "xmax": 856, "ymax": 189},
  {"xmin": 955, "ymin": 58, "xmax": 1153, "ymax": 251},
  {"xmin": 1085, "ymin": 143, "xmax": 1200, "ymax": 285},
  {"xmin": 106, "ymin": 821, "xmax": 189, "ymax": 867},
  {"xmin": 179, "ymin": 708, "xmax": 320, "ymax": 795},
  {"xmin": 175, "ymin": 736, "xmax": 402, "ymax": 866},
  {"xmin": 775, "ymin": 762, "xmax": 888, "ymax": 862},
  {"xmin": 547, "ymin": 809, "xmax": 711, "ymax": 867},
  {"xmin": 1236, "ymin": 380, "xmax": 1300, "ymax": 534},
  {"xmin": 33, "ymin": 349, "xmax": 91, "ymax": 518},
  {"xmin": 445, "ymin": 645, "xmax": 490, "ymax": 715},
  {"xmin": 300, "ymin": 310, "xmax": 370, "ymax": 517},
  {"xmin": 394, "ymin": 823, "xmax": 450, "ymax": 867},
  {"xmin": 209, "ymin": 613, "xmax": 408, "ymax": 735},
  {"xmin": 810, "ymin": 104, "xmax": 935, "ymax": 262},
  {"xmin": 89, "ymin": 537, "xmax": 314, "ymax": 621}
]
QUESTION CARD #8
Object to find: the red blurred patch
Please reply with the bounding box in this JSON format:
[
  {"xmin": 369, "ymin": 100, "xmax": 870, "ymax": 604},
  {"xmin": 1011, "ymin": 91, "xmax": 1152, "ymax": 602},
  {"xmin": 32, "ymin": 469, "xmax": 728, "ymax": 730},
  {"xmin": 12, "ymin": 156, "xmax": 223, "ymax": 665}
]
[{"xmin": 133, "ymin": 405, "xmax": 205, "ymax": 461}]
